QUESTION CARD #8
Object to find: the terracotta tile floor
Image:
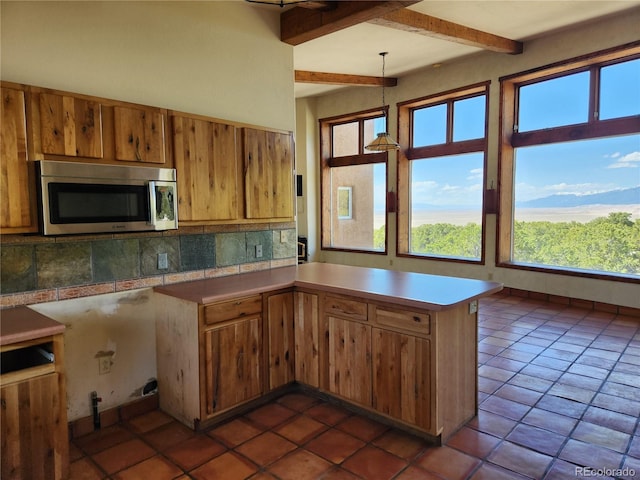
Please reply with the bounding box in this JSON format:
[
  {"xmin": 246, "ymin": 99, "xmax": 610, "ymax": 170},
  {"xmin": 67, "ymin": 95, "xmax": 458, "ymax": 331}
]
[{"xmin": 70, "ymin": 295, "xmax": 640, "ymax": 479}]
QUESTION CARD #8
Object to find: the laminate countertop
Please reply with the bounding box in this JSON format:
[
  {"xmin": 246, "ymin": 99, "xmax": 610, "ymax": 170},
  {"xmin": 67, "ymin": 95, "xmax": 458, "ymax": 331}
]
[
  {"xmin": 0, "ymin": 306, "xmax": 65, "ymax": 346},
  {"xmin": 154, "ymin": 263, "xmax": 503, "ymax": 311}
]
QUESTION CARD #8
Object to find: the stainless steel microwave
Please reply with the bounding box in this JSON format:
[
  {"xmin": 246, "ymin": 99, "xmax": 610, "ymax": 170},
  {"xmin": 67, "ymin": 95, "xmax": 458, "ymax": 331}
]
[{"xmin": 36, "ymin": 160, "xmax": 178, "ymax": 235}]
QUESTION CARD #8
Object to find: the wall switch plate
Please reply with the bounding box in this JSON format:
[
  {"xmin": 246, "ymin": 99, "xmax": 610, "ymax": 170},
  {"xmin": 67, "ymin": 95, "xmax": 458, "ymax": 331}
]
[
  {"xmin": 157, "ymin": 253, "xmax": 168, "ymax": 270},
  {"xmin": 256, "ymin": 244, "xmax": 263, "ymax": 258}
]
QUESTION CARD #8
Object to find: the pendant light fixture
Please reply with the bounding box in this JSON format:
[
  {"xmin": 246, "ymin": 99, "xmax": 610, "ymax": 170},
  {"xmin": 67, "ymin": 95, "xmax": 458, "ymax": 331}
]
[
  {"xmin": 365, "ymin": 52, "xmax": 400, "ymax": 152},
  {"xmin": 245, "ymin": 0, "xmax": 310, "ymax": 7}
]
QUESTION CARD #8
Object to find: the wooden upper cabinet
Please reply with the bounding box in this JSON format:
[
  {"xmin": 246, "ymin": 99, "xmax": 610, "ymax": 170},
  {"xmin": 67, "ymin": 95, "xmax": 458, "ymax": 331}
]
[
  {"xmin": 36, "ymin": 91, "xmax": 103, "ymax": 158},
  {"xmin": 242, "ymin": 128, "xmax": 294, "ymax": 220},
  {"xmin": 1, "ymin": 86, "xmax": 36, "ymax": 232},
  {"xmin": 172, "ymin": 114, "xmax": 238, "ymax": 222},
  {"xmin": 114, "ymin": 105, "xmax": 165, "ymax": 164}
]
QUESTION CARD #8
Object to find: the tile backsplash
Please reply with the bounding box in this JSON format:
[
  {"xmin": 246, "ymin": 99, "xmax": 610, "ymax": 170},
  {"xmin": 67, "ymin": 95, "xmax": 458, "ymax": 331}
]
[{"xmin": 1, "ymin": 223, "xmax": 297, "ymax": 307}]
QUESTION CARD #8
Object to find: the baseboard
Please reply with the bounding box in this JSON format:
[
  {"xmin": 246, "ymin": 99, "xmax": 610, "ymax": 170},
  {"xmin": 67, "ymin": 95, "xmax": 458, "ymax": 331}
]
[{"xmin": 494, "ymin": 287, "xmax": 640, "ymax": 318}]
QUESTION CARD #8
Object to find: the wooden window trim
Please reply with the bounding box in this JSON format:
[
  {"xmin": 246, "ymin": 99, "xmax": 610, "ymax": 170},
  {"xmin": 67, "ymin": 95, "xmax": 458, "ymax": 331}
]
[
  {"xmin": 397, "ymin": 83, "xmax": 490, "ymax": 263},
  {"xmin": 320, "ymin": 107, "xmax": 389, "ymax": 253},
  {"xmin": 497, "ymin": 43, "xmax": 640, "ymax": 283}
]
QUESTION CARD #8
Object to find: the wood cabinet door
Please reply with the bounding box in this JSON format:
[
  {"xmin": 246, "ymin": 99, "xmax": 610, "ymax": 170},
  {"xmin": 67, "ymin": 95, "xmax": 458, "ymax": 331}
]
[
  {"xmin": 326, "ymin": 316, "xmax": 371, "ymax": 406},
  {"xmin": 37, "ymin": 92, "xmax": 103, "ymax": 158},
  {"xmin": 203, "ymin": 316, "xmax": 262, "ymax": 415},
  {"xmin": 294, "ymin": 291, "xmax": 320, "ymax": 387},
  {"xmin": 1, "ymin": 373, "xmax": 68, "ymax": 480},
  {"xmin": 266, "ymin": 292, "xmax": 295, "ymax": 391},
  {"xmin": 372, "ymin": 328, "xmax": 431, "ymax": 431},
  {"xmin": 243, "ymin": 128, "xmax": 294, "ymax": 219},
  {"xmin": 172, "ymin": 115, "xmax": 238, "ymax": 221},
  {"xmin": 113, "ymin": 105, "xmax": 166, "ymax": 163},
  {"xmin": 1, "ymin": 87, "xmax": 36, "ymax": 232}
]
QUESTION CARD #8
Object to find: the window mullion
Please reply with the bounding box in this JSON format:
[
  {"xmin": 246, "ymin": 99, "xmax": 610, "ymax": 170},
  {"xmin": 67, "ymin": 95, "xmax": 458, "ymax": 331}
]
[{"xmin": 590, "ymin": 66, "xmax": 600, "ymax": 122}]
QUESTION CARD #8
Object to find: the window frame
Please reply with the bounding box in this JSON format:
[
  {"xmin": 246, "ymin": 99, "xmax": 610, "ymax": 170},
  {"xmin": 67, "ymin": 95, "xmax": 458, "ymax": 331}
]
[
  {"xmin": 397, "ymin": 82, "xmax": 490, "ymax": 264},
  {"xmin": 320, "ymin": 106, "xmax": 389, "ymax": 254},
  {"xmin": 498, "ymin": 42, "xmax": 640, "ymax": 282}
]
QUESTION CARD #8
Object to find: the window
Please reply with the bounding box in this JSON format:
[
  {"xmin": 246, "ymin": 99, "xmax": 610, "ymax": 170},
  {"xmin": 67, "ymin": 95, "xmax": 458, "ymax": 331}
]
[
  {"xmin": 499, "ymin": 45, "xmax": 640, "ymax": 280},
  {"xmin": 320, "ymin": 108, "xmax": 388, "ymax": 252},
  {"xmin": 397, "ymin": 83, "xmax": 489, "ymax": 262}
]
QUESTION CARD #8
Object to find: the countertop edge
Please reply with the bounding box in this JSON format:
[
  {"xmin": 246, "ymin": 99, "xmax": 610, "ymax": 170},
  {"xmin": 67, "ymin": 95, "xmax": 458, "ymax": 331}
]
[{"xmin": 154, "ymin": 264, "xmax": 504, "ymax": 310}]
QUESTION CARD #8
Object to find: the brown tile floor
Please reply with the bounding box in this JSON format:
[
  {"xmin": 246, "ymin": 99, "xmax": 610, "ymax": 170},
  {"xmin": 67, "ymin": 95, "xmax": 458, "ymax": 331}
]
[{"xmin": 70, "ymin": 294, "xmax": 640, "ymax": 479}]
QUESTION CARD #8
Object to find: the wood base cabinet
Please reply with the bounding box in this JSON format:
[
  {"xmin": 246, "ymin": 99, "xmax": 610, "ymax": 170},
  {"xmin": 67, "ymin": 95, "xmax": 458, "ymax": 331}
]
[
  {"xmin": 156, "ymin": 293, "xmax": 266, "ymax": 429},
  {"xmin": 265, "ymin": 291, "xmax": 295, "ymax": 391},
  {"xmin": 1, "ymin": 334, "xmax": 68, "ymax": 480}
]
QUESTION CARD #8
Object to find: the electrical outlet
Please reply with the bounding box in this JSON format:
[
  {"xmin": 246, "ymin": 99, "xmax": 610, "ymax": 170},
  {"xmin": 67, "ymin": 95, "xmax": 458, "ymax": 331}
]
[
  {"xmin": 280, "ymin": 230, "xmax": 286, "ymax": 243},
  {"xmin": 157, "ymin": 253, "xmax": 168, "ymax": 270},
  {"xmin": 99, "ymin": 357, "xmax": 111, "ymax": 375},
  {"xmin": 469, "ymin": 300, "xmax": 478, "ymax": 314},
  {"xmin": 255, "ymin": 244, "xmax": 263, "ymax": 258}
]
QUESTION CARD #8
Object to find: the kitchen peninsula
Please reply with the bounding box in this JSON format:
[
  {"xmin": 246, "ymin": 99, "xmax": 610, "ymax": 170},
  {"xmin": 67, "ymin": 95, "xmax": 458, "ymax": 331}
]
[{"xmin": 154, "ymin": 263, "xmax": 503, "ymax": 443}]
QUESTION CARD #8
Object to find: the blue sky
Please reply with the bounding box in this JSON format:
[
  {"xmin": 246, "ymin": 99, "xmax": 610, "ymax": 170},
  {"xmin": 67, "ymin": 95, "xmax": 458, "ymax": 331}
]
[{"xmin": 399, "ymin": 57, "xmax": 640, "ymax": 208}]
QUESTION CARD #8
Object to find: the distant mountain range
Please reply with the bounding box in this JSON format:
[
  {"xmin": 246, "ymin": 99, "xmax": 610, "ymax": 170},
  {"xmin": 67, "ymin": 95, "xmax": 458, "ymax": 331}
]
[{"xmin": 517, "ymin": 186, "xmax": 640, "ymax": 208}]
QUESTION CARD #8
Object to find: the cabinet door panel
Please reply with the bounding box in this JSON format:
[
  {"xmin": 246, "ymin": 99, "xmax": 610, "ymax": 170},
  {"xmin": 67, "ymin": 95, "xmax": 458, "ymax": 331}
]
[
  {"xmin": 173, "ymin": 116, "xmax": 237, "ymax": 221},
  {"xmin": 1, "ymin": 87, "xmax": 35, "ymax": 231},
  {"xmin": 204, "ymin": 316, "xmax": 262, "ymax": 415},
  {"xmin": 266, "ymin": 292, "xmax": 295, "ymax": 390},
  {"xmin": 372, "ymin": 329, "xmax": 431, "ymax": 431},
  {"xmin": 38, "ymin": 92, "xmax": 103, "ymax": 158},
  {"xmin": 294, "ymin": 291, "xmax": 319, "ymax": 387},
  {"xmin": 114, "ymin": 106, "xmax": 165, "ymax": 163},
  {"xmin": 1, "ymin": 373, "xmax": 66, "ymax": 480},
  {"xmin": 327, "ymin": 316, "xmax": 371, "ymax": 406},
  {"xmin": 243, "ymin": 128, "xmax": 293, "ymax": 219}
]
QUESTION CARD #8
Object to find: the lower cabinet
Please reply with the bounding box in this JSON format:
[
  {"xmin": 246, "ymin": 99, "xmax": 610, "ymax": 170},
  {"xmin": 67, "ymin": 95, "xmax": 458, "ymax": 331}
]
[
  {"xmin": 372, "ymin": 329, "xmax": 431, "ymax": 432},
  {"xmin": 0, "ymin": 334, "xmax": 68, "ymax": 480},
  {"xmin": 325, "ymin": 316, "xmax": 372, "ymax": 407},
  {"xmin": 293, "ymin": 291, "xmax": 320, "ymax": 388},
  {"xmin": 156, "ymin": 293, "xmax": 264, "ymax": 428},
  {"xmin": 203, "ymin": 316, "xmax": 262, "ymax": 415},
  {"xmin": 157, "ymin": 285, "xmax": 477, "ymax": 442},
  {"xmin": 265, "ymin": 291, "xmax": 295, "ymax": 391}
]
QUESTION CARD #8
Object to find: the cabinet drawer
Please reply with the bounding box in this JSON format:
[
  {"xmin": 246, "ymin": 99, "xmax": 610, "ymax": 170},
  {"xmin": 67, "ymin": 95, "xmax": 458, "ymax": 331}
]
[
  {"xmin": 204, "ymin": 295, "xmax": 262, "ymax": 325},
  {"xmin": 325, "ymin": 295, "xmax": 367, "ymax": 321},
  {"xmin": 374, "ymin": 306, "xmax": 430, "ymax": 335}
]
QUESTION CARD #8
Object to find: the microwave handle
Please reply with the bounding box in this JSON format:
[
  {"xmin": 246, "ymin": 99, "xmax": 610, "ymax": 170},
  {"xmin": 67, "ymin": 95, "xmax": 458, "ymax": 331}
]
[{"xmin": 148, "ymin": 181, "xmax": 158, "ymax": 226}]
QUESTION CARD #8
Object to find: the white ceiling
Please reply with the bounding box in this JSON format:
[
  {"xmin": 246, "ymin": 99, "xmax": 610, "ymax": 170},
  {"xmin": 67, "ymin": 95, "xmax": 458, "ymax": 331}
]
[{"xmin": 285, "ymin": 0, "xmax": 640, "ymax": 98}]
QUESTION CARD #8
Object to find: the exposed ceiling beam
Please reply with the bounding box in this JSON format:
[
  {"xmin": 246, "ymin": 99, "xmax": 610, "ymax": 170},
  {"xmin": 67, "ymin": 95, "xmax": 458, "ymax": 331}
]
[
  {"xmin": 295, "ymin": 70, "xmax": 398, "ymax": 86},
  {"xmin": 281, "ymin": 0, "xmax": 421, "ymax": 46},
  {"xmin": 369, "ymin": 9, "xmax": 523, "ymax": 54}
]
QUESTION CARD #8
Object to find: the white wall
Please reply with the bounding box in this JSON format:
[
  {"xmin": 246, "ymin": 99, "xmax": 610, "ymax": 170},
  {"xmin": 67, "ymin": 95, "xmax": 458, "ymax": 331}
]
[
  {"xmin": 1, "ymin": 1, "xmax": 294, "ymax": 131},
  {"xmin": 31, "ymin": 290, "xmax": 156, "ymax": 421},
  {"xmin": 297, "ymin": 10, "xmax": 640, "ymax": 309}
]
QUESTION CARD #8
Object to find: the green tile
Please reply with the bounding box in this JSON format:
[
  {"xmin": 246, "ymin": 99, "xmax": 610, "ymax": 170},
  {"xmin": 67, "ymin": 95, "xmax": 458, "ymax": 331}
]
[
  {"xmin": 246, "ymin": 231, "xmax": 273, "ymax": 262},
  {"xmin": 140, "ymin": 237, "xmax": 180, "ymax": 276},
  {"xmin": 273, "ymin": 229, "xmax": 297, "ymax": 259},
  {"xmin": 92, "ymin": 239, "xmax": 140, "ymax": 282},
  {"xmin": 180, "ymin": 234, "xmax": 215, "ymax": 271},
  {"xmin": 216, "ymin": 232, "xmax": 247, "ymax": 267},
  {"xmin": 36, "ymin": 242, "xmax": 92, "ymax": 289},
  {"xmin": 0, "ymin": 244, "xmax": 36, "ymax": 293}
]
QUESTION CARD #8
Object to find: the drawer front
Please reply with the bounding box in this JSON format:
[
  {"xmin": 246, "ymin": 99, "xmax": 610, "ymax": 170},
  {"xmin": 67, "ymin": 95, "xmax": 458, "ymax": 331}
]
[
  {"xmin": 325, "ymin": 295, "xmax": 367, "ymax": 321},
  {"xmin": 374, "ymin": 306, "xmax": 430, "ymax": 335},
  {"xmin": 204, "ymin": 295, "xmax": 262, "ymax": 325}
]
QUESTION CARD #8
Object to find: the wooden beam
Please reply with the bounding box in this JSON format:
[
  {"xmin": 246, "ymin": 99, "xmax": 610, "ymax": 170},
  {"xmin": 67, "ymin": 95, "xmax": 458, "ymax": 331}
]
[
  {"xmin": 295, "ymin": 70, "xmax": 398, "ymax": 86},
  {"xmin": 281, "ymin": 0, "xmax": 421, "ymax": 46},
  {"xmin": 369, "ymin": 9, "xmax": 523, "ymax": 54}
]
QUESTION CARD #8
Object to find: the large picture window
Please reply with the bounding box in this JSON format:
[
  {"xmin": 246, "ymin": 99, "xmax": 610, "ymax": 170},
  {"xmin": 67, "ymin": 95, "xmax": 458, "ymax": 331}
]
[
  {"xmin": 499, "ymin": 46, "xmax": 640, "ymax": 280},
  {"xmin": 397, "ymin": 83, "xmax": 489, "ymax": 262},
  {"xmin": 320, "ymin": 108, "xmax": 388, "ymax": 253}
]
